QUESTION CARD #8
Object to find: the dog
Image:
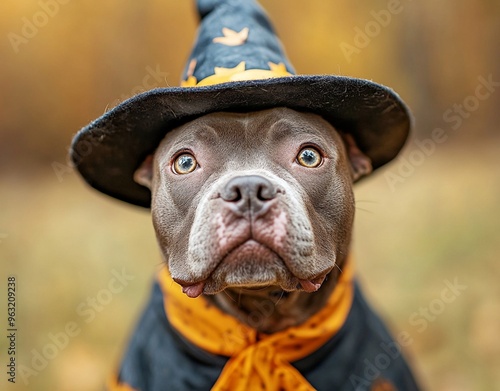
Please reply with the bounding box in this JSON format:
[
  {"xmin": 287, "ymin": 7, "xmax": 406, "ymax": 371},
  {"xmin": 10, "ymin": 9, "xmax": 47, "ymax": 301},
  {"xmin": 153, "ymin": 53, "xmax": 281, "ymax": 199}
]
[
  {"xmin": 70, "ymin": 0, "xmax": 420, "ymax": 389},
  {"xmin": 102, "ymin": 108, "xmax": 419, "ymax": 390}
]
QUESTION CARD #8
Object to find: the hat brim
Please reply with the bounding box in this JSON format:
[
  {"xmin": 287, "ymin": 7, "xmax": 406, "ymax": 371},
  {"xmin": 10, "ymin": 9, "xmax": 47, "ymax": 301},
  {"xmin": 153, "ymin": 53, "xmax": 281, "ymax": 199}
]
[{"xmin": 70, "ymin": 75, "xmax": 412, "ymax": 208}]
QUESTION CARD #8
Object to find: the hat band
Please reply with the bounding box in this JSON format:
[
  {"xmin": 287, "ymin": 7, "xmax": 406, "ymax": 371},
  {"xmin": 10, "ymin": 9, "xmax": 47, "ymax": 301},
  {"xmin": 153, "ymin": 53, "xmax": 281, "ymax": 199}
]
[{"xmin": 181, "ymin": 60, "xmax": 292, "ymax": 87}]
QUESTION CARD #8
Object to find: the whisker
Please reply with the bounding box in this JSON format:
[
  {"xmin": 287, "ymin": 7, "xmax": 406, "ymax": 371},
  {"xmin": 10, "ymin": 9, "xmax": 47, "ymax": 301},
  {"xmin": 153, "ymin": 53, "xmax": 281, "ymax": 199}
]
[
  {"xmin": 355, "ymin": 199, "xmax": 376, "ymax": 214},
  {"xmin": 222, "ymin": 289, "xmax": 237, "ymax": 303},
  {"xmin": 274, "ymin": 290, "xmax": 285, "ymax": 305},
  {"xmin": 355, "ymin": 206, "xmax": 374, "ymax": 214},
  {"xmin": 355, "ymin": 199, "xmax": 379, "ymax": 204}
]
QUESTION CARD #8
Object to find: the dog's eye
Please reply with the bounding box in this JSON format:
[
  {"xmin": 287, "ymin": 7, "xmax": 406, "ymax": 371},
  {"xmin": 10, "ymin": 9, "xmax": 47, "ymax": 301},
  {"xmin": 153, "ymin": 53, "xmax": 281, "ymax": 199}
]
[
  {"xmin": 297, "ymin": 147, "xmax": 322, "ymax": 168},
  {"xmin": 173, "ymin": 153, "xmax": 197, "ymax": 174}
]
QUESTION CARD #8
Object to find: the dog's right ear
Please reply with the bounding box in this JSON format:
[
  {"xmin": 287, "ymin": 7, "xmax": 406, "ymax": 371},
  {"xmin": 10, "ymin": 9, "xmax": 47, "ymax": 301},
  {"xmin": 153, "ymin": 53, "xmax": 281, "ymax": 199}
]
[
  {"xmin": 133, "ymin": 154, "xmax": 154, "ymax": 189},
  {"xmin": 341, "ymin": 133, "xmax": 373, "ymax": 182}
]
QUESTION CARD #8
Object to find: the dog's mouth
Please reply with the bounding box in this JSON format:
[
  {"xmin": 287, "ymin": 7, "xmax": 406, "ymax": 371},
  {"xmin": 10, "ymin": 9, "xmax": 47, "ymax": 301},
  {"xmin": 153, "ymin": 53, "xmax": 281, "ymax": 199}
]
[
  {"xmin": 178, "ymin": 275, "xmax": 327, "ymax": 299},
  {"xmin": 173, "ymin": 239, "xmax": 329, "ymax": 298}
]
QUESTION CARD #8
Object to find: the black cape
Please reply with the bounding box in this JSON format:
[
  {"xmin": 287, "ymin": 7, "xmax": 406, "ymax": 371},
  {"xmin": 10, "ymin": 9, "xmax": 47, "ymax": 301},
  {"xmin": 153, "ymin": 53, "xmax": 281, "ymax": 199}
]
[{"xmin": 114, "ymin": 282, "xmax": 420, "ymax": 390}]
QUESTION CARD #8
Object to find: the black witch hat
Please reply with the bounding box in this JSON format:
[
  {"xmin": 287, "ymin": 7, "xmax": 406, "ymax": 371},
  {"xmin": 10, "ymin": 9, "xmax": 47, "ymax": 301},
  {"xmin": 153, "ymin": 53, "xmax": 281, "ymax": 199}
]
[{"xmin": 71, "ymin": 0, "xmax": 412, "ymax": 208}]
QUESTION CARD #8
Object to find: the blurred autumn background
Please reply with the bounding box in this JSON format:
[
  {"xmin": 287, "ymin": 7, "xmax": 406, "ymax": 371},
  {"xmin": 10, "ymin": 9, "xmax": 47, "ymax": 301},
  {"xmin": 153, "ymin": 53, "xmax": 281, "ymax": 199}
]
[{"xmin": 0, "ymin": 0, "xmax": 499, "ymax": 390}]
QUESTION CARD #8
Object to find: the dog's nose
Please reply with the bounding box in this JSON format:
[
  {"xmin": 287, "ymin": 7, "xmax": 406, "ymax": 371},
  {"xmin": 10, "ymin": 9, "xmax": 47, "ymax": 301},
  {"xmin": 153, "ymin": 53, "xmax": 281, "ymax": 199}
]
[{"xmin": 221, "ymin": 175, "xmax": 277, "ymax": 214}]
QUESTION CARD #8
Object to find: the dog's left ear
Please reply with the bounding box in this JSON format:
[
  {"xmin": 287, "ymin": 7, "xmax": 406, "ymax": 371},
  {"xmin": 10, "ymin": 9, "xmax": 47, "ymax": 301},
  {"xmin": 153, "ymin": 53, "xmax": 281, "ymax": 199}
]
[
  {"xmin": 133, "ymin": 154, "xmax": 154, "ymax": 189},
  {"xmin": 341, "ymin": 133, "xmax": 372, "ymax": 182}
]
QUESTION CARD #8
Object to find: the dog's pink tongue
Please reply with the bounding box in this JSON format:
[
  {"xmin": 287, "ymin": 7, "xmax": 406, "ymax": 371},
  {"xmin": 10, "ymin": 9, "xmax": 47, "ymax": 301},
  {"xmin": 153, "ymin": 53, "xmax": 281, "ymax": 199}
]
[
  {"xmin": 182, "ymin": 282, "xmax": 205, "ymax": 298},
  {"xmin": 298, "ymin": 279, "xmax": 321, "ymax": 293}
]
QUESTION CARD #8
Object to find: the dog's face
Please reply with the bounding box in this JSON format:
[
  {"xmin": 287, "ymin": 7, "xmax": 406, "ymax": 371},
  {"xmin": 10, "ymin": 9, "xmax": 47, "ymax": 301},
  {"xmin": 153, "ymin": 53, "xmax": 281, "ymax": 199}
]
[{"xmin": 135, "ymin": 107, "xmax": 371, "ymax": 299}]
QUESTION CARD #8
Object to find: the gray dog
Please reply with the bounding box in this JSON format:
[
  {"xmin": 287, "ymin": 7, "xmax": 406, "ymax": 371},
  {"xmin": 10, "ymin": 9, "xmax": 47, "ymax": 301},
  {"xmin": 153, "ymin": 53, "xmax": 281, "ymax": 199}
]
[
  {"xmin": 105, "ymin": 109, "xmax": 419, "ymax": 391},
  {"xmin": 71, "ymin": 0, "xmax": 421, "ymax": 390}
]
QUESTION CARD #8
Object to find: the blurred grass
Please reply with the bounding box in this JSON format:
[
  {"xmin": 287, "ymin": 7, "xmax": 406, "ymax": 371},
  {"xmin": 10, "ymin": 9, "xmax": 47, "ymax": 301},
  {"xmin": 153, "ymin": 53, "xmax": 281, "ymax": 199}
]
[
  {"xmin": 0, "ymin": 1, "xmax": 499, "ymax": 390},
  {"xmin": 1, "ymin": 140, "xmax": 499, "ymax": 391},
  {"xmin": 353, "ymin": 140, "xmax": 500, "ymax": 391}
]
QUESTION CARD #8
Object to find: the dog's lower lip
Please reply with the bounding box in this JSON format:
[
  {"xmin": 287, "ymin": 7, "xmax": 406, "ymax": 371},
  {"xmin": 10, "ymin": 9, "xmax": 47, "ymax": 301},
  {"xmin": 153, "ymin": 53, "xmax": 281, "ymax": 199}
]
[
  {"xmin": 297, "ymin": 274, "xmax": 327, "ymax": 292},
  {"xmin": 298, "ymin": 279, "xmax": 321, "ymax": 292},
  {"xmin": 173, "ymin": 277, "xmax": 206, "ymax": 298},
  {"xmin": 181, "ymin": 281, "xmax": 205, "ymax": 298}
]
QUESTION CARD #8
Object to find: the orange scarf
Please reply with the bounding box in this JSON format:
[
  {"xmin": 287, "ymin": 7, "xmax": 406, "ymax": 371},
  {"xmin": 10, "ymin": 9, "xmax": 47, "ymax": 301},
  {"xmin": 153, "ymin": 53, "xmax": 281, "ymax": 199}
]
[{"xmin": 159, "ymin": 261, "xmax": 354, "ymax": 391}]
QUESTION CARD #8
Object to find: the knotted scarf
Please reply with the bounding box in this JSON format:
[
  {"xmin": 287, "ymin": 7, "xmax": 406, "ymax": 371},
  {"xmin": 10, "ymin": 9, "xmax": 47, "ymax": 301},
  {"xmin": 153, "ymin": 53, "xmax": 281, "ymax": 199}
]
[{"xmin": 159, "ymin": 261, "xmax": 354, "ymax": 391}]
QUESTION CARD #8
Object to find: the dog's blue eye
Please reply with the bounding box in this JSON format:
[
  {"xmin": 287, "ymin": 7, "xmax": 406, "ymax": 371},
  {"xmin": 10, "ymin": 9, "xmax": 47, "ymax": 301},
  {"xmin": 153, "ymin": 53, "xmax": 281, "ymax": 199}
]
[
  {"xmin": 297, "ymin": 147, "xmax": 322, "ymax": 168},
  {"xmin": 173, "ymin": 153, "xmax": 197, "ymax": 174}
]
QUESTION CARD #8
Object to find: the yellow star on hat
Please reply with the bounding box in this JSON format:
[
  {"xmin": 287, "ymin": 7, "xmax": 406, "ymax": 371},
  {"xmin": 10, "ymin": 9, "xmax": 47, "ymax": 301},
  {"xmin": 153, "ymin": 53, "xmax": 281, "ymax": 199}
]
[{"xmin": 213, "ymin": 27, "xmax": 249, "ymax": 46}]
